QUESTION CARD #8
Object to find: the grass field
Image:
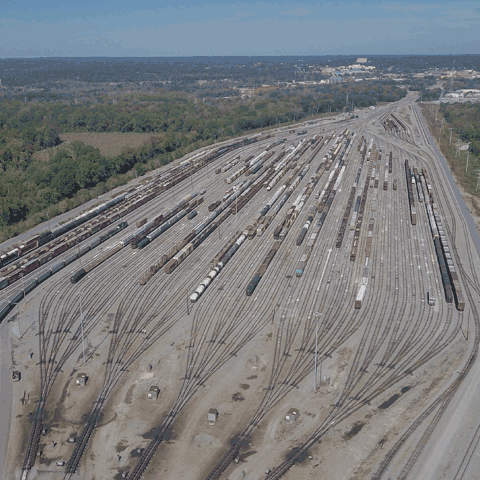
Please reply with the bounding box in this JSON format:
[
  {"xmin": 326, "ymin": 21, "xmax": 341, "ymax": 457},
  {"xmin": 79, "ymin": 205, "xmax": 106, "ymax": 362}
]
[
  {"xmin": 33, "ymin": 132, "xmax": 164, "ymax": 162},
  {"xmin": 59, "ymin": 132, "xmax": 164, "ymax": 157}
]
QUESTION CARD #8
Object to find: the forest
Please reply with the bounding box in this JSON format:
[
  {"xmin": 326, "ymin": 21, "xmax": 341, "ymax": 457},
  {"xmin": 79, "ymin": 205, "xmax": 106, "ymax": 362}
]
[
  {"xmin": 441, "ymin": 103, "xmax": 480, "ymax": 156},
  {"xmin": 420, "ymin": 102, "xmax": 480, "ymax": 208}
]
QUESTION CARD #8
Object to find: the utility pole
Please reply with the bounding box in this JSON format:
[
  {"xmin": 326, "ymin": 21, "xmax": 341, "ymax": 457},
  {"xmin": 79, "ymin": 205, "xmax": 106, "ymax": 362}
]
[
  {"xmin": 466, "ymin": 148, "xmax": 470, "ymax": 173},
  {"xmin": 455, "ymin": 142, "xmax": 460, "ymax": 158},
  {"xmin": 449, "ymin": 127, "xmax": 454, "ymax": 145},
  {"xmin": 314, "ymin": 322, "xmax": 318, "ymax": 392},
  {"xmin": 78, "ymin": 292, "xmax": 86, "ymax": 364},
  {"xmin": 463, "ymin": 312, "xmax": 470, "ymax": 340},
  {"xmin": 314, "ymin": 313, "xmax": 321, "ymax": 392}
]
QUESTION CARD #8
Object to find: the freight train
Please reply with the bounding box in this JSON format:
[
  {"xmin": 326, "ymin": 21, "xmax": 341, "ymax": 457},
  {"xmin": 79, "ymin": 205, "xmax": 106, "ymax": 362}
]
[{"xmin": 0, "ymin": 222, "xmax": 128, "ymax": 323}]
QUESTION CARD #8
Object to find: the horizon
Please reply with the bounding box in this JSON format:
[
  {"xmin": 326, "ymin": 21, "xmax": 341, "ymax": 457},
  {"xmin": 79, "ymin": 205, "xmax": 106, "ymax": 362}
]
[{"xmin": 1, "ymin": 54, "xmax": 478, "ymax": 59}]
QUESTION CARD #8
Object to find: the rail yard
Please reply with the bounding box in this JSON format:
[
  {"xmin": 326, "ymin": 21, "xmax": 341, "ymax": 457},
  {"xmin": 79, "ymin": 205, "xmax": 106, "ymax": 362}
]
[{"xmin": 1, "ymin": 91, "xmax": 480, "ymax": 480}]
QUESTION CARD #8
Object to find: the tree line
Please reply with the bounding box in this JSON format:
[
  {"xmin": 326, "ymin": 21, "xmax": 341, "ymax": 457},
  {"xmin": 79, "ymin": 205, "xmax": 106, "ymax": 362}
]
[{"xmin": 442, "ymin": 103, "xmax": 480, "ymax": 155}]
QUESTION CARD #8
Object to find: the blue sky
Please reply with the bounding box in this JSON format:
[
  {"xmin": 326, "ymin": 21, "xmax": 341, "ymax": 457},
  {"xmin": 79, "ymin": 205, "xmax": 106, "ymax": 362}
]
[{"xmin": 1, "ymin": 0, "xmax": 479, "ymax": 57}]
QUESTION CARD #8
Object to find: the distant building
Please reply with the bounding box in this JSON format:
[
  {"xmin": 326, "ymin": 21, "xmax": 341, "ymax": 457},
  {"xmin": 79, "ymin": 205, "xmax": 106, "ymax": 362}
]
[
  {"xmin": 329, "ymin": 75, "xmax": 343, "ymax": 84},
  {"xmin": 321, "ymin": 67, "xmax": 335, "ymax": 75},
  {"xmin": 356, "ymin": 58, "xmax": 368, "ymax": 64},
  {"xmin": 459, "ymin": 89, "xmax": 480, "ymax": 97}
]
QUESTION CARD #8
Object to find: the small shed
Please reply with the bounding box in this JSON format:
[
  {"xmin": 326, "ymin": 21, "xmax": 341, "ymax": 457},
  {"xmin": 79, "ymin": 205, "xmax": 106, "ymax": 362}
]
[
  {"xmin": 285, "ymin": 408, "xmax": 299, "ymax": 423},
  {"xmin": 75, "ymin": 373, "xmax": 87, "ymax": 386},
  {"xmin": 147, "ymin": 386, "xmax": 160, "ymax": 399},
  {"xmin": 208, "ymin": 408, "xmax": 218, "ymax": 425}
]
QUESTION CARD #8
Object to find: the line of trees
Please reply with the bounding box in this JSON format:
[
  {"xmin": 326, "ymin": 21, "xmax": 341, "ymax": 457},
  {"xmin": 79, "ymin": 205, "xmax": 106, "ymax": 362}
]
[{"xmin": 442, "ymin": 103, "xmax": 480, "ymax": 155}]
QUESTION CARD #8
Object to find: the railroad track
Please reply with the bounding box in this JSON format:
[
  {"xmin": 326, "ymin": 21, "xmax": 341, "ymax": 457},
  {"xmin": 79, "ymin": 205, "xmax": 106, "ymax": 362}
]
[
  {"xmin": 21, "ymin": 151, "xmax": 247, "ymax": 474},
  {"xmin": 125, "ymin": 125, "xmax": 355, "ymax": 479},
  {"xmin": 15, "ymin": 99, "xmax": 476, "ymax": 480},
  {"xmin": 259, "ymin": 122, "xmax": 465, "ymax": 479},
  {"xmin": 60, "ymin": 136, "xmax": 315, "ymax": 476},
  {"xmin": 204, "ymin": 132, "xmax": 415, "ymax": 478},
  {"xmin": 346, "ymin": 101, "xmax": 480, "ymax": 480}
]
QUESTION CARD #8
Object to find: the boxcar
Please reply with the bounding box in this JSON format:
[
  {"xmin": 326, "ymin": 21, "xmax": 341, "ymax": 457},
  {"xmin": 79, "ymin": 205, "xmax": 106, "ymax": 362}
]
[
  {"xmin": 53, "ymin": 243, "xmax": 68, "ymax": 257},
  {"xmin": 38, "ymin": 252, "xmax": 54, "ymax": 266},
  {"xmin": 21, "ymin": 259, "xmax": 40, "ymax": 275}
]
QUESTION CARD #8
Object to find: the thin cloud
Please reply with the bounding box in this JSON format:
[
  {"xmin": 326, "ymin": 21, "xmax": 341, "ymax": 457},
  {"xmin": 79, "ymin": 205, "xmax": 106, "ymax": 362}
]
[
  {"xmin": 279, "ymin": 8, "xmax": 313, "ymax": 17},
  {"xmin": 378, "ymin": 4, "xmax": 441, "ymax": 13}
]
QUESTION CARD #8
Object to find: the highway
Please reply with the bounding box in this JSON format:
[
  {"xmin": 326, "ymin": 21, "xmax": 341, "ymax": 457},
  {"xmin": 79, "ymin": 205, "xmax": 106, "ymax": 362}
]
[{"xmin": 0, "ymin": 92, "xmax": 479, "ymax": 480}]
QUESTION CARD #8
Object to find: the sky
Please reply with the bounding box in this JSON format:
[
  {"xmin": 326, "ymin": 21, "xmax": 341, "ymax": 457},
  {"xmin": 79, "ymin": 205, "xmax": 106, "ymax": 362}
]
[{"xmin": 1, "ymin": 0, "xmax": 479, "ymax": 57}]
